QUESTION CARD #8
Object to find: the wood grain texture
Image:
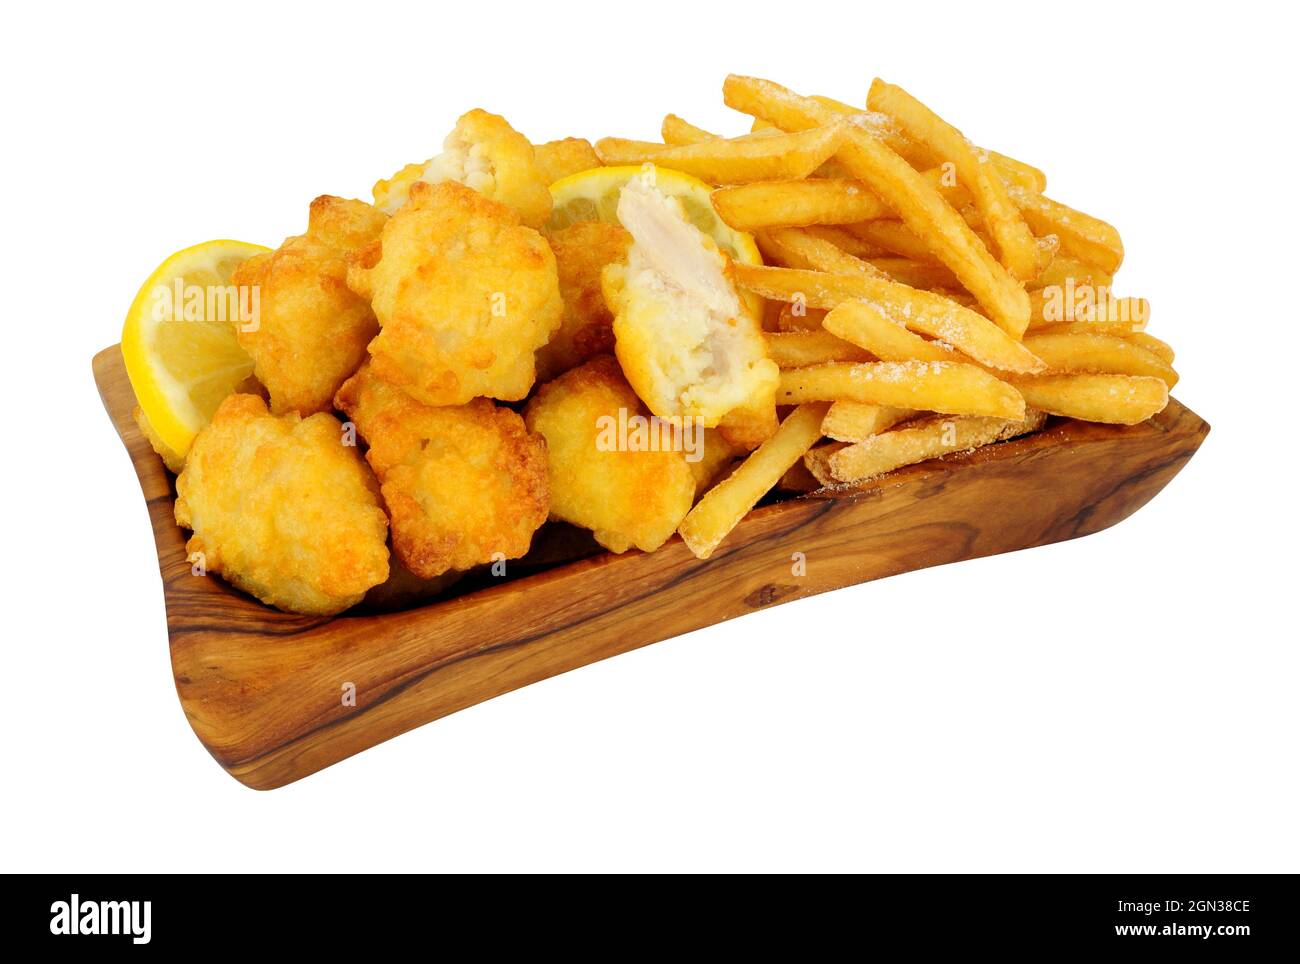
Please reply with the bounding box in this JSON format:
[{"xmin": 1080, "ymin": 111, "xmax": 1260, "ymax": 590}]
[{"xmin": 94, "ymin": 345, "xmax": 1209, "ymax": 790}]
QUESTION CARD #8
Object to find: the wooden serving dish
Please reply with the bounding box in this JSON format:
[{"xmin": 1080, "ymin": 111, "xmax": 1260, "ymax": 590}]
[{"xmin": 95, "ymin": 345, "xmax": 1209, "ymax": 790}]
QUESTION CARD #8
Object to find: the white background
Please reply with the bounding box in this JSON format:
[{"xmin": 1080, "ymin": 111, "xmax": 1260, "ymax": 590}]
[{"xmin": 4, "ymin": 1, "xmax": 1296, "ymax": 872}]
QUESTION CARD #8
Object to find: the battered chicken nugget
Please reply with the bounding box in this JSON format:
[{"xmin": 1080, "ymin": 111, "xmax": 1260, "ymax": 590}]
[
  {"xmin": 232, "ymin": 196, "xmax": 387, "ymax": 415},
  {"xmin": 334, "ymin": 364, "xmax": 549, "ymax": 579},
  {"xmin": 535, "ymin": 220, "xmax": 631, "ymax": 383},
  {"xmin": 349, "ymin": 181, "xmax": 561, "ymax": 407},
  {"xmin": 373, "ymin": 109, "xmax": 553, "ymax": 228},
  {"xmin": 533, "ymin": 137, "xmax": 601, "ymax": 185},
  {"xmin": 602, "ymin": 177, "xmax": 779, "ymax": 427},
  {"xmin": 524, "ymin": 356, "xmax": 696, "ymax": 554},
  {"xmin": 174, "ymin": 394, "xmax": 389, "ymax": 615}
]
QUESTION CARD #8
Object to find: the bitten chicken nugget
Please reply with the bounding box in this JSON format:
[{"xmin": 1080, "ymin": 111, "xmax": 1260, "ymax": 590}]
[
  {"xmin": 174, "ymin": 394, "xmax": 390, "ymax": 615},
  {"xmin": 524, "ymin": 356, "xmax": 696, "ymax": 554},
  {"xmin": 349, "ymin": 181, "xmax": 563, "ymax": 407},
  {"xmin": 232, "ymin": 196, "xmax": 387, "ymax": 415},
  {"xmin": 602, "ymin": 177, "xmax": 779, "ymax": 427},
  {"xmin": 373, "ymin": 108, "xmax": 553, "ymax": 228},
  {"xmin": 533, "ymin": 137, "xmax": 602, "ymax": 185},
  {"xmin": 334, "ymin": 364, "xmax": 549, "ymax": 579},
  {"xmin": 535, "ymin": 220, "xmax": 631, "ymax": 382}
]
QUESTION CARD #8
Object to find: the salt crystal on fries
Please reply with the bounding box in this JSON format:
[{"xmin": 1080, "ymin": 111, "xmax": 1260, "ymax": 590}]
[
  {"xmin": 828, "ymin": 410, "xmax": 1048, "ymax": 483},
  {"xmin": 679, "ymin": 403, "xmax": 830, "ymax": 559},
  {"xmin": 1004, "ymin": 373, "xmax": 1168, "ymax": 425},
  {"xmin": 594, "ymin": 124, "xmax": 845, "ymax": 184},
  {"xmin": 777, "ymin": 361, "xmax": 1026, "ymax": 420},
  {"xmin": 731, "ymin": 264, "xmax": 1045, "ymax": 373}
]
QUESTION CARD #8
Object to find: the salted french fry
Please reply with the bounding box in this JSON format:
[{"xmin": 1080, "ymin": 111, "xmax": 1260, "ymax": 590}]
[
  {"xmin": 1022, "ymin": 332, "xmax": 1178, "ymax": 388},
  {"xmin": 868, "ymin": 80, "xmax": 1040, "ymax": 281},
  {"xmin": 756, "ymin": 227, "xmax": 887, "ymax": 278},
  {"xmin": 803, "ymin": 441, "xmax": 849, "ymax": 486},
  {"xmin": 778, "ymin": 458, "xmax": 824, "ymax": 492},
  {"xmin": 778, "ymin": 362, "xmax": 1026, "ymax": 419},
  {"xmin": 765, "ymin": 329, "xmax": 872, "ymax": 368},
  {"xmin": 868, "ymin": 257, "xmax": 960, "ymax": 290},
  {"xmin": 1032, "ymin": 256, "xmax": 1114, "ymax": 290},
  {"xmin": 1009, "ymin": 186, "xmax": 1124, "ymax": 273},
  {"xmin": 822, "ymin": 300, "xmax": 953, "ymax": 363},
  {"xmin": 661, "ymin": 114, "xmax": 720, "ymax": 145},
  {"xmin": 1005, "ymin": 373, "xmax": 1168, "ymax": 425},
  {"xmin": 534, "ymin": 138, "xmax": 601, "ymax": 185},
  {"xmin": 595, "ymin": 124, "xmax": 844, "ymax": 184},
  {"xmin": 829, "ymin": 410, "xmax": 1047, "ymax": 483},
  {"xmin": 712, "ymin": 179, "xmax": 891, "ymax": 231},
  {"xmin": 821, "ymin": 402, "xmax": 915, "ymax": 443},
  {"xmin": 1123, "ymin": 332, "xmax": 1175, "ymax": 365},
  {"xmin": 722, "ymin": 75, "xmax": 1030, "ymax": 337},
  {"xmin": 731, "ymin": 264, "xmax": 1044, "ymax": 373},
  {"xmin": 679, "ymin": 403, "xmax": 830, "ymax": 559}
]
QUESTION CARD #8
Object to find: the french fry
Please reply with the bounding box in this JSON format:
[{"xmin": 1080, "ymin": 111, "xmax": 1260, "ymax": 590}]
[
  {"xmin": 1028, "ymin": 289, "xmax": 1149, "ymax": 329},
  {"xmin": 868, "ymin": 257, "xmax": 960, "ymax": 290},
  {"xmin": 756, "ymin": 227, "xmax": 887, "ymax": 278},
  {"xmin": 778, "ymin": 362, "xmax": 1026, "ymax": 419},
  {"xmin": 777, "ymin": 458, "xmax": 823, "ymax": 493},
  {"xmin": 1021, "ymin": 332, "xmax": 1178, "ymax": 388},
  {"xmin": 594, "ymin": 124, "xmax": 845, "ymax": 184},
  {"xmin": 718, "ymin": 391, "xmax": 781, "ymax": 450},
  {"xmin": 868, "ymin": 79, "xmax": 1040, "ymax": 281},
  {"xmin": 845, "ymin": 219, "xmax": 940, "ymax": 263},
  {"xmin": 731, "ymin": 264, "xmax": 1044, "ymax": 373},
  {"xmin": 803, "ymin": 441, "xmax": 849, "ymax": 486},
  {"xmin": 1005, "ymin": 373, "xmax": 1168, "ymax": 425},
  {"xmin": 1008, "ymin": 186, "xmax": 1125, "ymax": 273},
  {"xmin": 821, "ymin": 402, "xmax": 916, "ymax": 443},
  {"xmin": 1123, "ymin": 332, "xmax": 1175, "ymax": 365},
  {"xmin": 765, "ymin": 329, "xmax": 872, "ymax": 368},
  {"xmin": 829, "ymin": 410, "xmax": 1048, "ymax": 483},
  {"xmin": 722, "ymin": 75, "xmax": 1031, "ymax": 337},
  {"xmin": 712, "ymin": 178, "xmax": 891, "ymax": 231},
  {"xmin": 533, "ymin": 138, "xmax": 601, "ymax": 185},
  {"xmin": 822, "ymin": 300, "xmax": 953, "ymax": 363},
  {"xmin": 679, "ymin": 403, "xmax": 830, "ymax": 559},
  {"xmin": 801, "ymin": 225, "xmax": 891, "ymax": 259},
  {"xmin": 1032, "ymin": 256, "xmax": 1114, "ymax": 290},
  {"xmin": 661, "ymin": 114, "xmax": 720, "ymax": 145}
]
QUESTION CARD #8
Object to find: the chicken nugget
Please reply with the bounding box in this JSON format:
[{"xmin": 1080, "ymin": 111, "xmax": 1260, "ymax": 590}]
[
  {"xmin": 373, "ymin": 108, "xmax": 552, "ymax": 228},
  {"xmin": 349, "ymin": 181, "xmax": 562, "ymax": 407},
  {"xmin": 174, "ymin": 394, "xmax": 389, "ymax": 615},
  {"xmin": 232, "ymin": 196, "xmax": 387, "ymax": 415},
  {"xmin": 524, "ymin": 356, "xmax": 696, "ymax": 554},
  {"xmin": 533, "ymin": 137, "xmax": 601, "ymax": 185},
  {"xmin": 602, "ymin": 177, "xmax": 779, "ymax": 428},
  {"xmin": 335, "ymin": 364, "xmax": 548, "ymax": 579},
  {"xmin": 535, "ymin": 220, "xmax": 631, "ymax": 382}
]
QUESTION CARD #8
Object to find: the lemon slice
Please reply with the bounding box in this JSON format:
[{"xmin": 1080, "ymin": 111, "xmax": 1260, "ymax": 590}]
[
  {"xmin": 121, "ymin": 240, "xmax": 269, "ymax": 461},
  {"xmin": 547, "ymin": 165, "xmax": 762, "ymax": 266}
]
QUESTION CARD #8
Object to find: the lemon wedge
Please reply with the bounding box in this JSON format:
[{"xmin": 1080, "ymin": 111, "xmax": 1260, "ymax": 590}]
[
  {"xmin": 547, "ymin": 165, "xmax": 762, "ymax": 266},
  {"xmin": 120, "ymin": 240, "xmax": 269, "ymax": 462}
]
